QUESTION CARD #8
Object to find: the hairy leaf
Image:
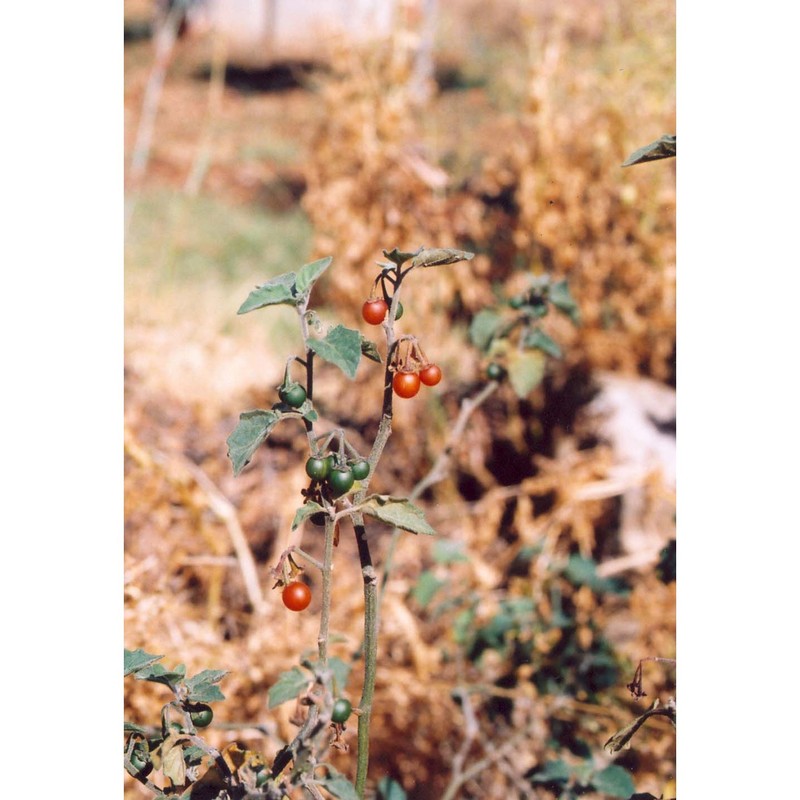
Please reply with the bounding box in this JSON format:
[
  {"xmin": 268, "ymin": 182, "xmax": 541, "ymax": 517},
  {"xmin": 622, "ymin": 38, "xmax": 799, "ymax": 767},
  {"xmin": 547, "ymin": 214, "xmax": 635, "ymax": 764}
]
[
  {"xmin": 360, "ymin": 335, "xmax": 383, "ymax": 364},
  {"xmin": 360, "ymin": 495, "xmax": 436, "ymax": 535},
  {"xmin": 382, "ymin": 247, "xmax": 421, "ymax": 266},
  {"xmin": 237, "ymin": 272, "xmax": 297, "ymax": 314},
  {"xmin": 125, "ymin": 648, "xmax": 164, "ymax": 677},
  {"xmin": 268, "ymin": 667, "xmax": 310, "ymax": 709},
  {"xmin": 622, "ymin": 134, "xmax": 676, "ymax": 167},
  {"xmin": 292, "ymin": 501, "xmax": 325, "ymax": 530},
  {"xmin": 185, "ymin": 669, "xmax": 228, "ymax": 703},
  {"xmin": 307, "ymin": 325, "xmax": 362, "ymax": 379},
  {"xmin": 134, "ymin": 662, "xmax": 187, "ymax": 691},
  {"xmin": 294, "ymin": 256, "xmax": 333, "ymax": 296},
  {"xmin": 227, "ymin": 410, "xmax": 280, "ymax": 476},
  {"xmin": 411, "ymin": 247, "xmax": 475, "ymax": 268}
]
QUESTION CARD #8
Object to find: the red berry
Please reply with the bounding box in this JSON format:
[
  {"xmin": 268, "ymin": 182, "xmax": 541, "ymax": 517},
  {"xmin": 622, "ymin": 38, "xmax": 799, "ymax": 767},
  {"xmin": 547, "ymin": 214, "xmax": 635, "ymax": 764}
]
[
  {"xmin": 362, "ymin": 299, "xmax": 389, "ymax": 325},
  {"xmin": 419, "ymin": 364, "xmax": 442, "ymax": 386}
]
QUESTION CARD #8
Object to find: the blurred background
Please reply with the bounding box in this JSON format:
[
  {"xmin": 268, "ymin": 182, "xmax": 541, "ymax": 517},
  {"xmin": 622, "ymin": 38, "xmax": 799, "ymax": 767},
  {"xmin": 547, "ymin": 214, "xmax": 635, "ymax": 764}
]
[{"xmin": 124, "ymin": 0, "xmax": 676, "ymax": 797}]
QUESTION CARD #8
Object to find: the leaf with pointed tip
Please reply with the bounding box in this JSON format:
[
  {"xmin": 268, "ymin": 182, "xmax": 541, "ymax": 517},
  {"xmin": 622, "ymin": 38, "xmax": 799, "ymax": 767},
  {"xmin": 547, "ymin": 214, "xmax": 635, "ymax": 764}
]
[
  {"xmin": 360, "ymin": 336, "xmax": 383, "ymax": 364},
  {"xmin": 523, "ymin": 328, "xmax": 562, "ymax": 358},
  {"xmin": 383, "ymin": 247, "xmax": 422, "ymax": 266},
  {"xmin": 307, "ymin": 325, "xmax": 362, "ymax": 379},
  {"xmin": 360, "ymin": 495, "xmax": 436, "ymax": 535},
  {"xmin": 292, "ymin": 501, "xmax": 325, "ymax": 530},
  {"xmin": 469, "ymin": 309, "xmax": 503, "ymax": 351},
  {"xmin": 134, "ymin": 662, "xmax": 187, "ymax": 691},
  {"xmin": 549, "ymin": 280, "xmax": 581, "ymax": 325},
  {"xmin": 125, "ymin": 648, "xmax": 164, "ymax": 677},
  {"xmin": 237, "ymin": 272, "xmax": 297, "ymax": 314},
  {"xmin": 185, "ymin": 669, "xmax": 228, "ymax": 703},
  {"xmin": 622, "ymin": 134, "xmax": 676, "ymax": 167},
  {"xmin": 508, "ymin": 350, "xmax": 546, "ymax": 397},
  {"xmin": 268, "ymin": 667, "xmax": 310, "ymax": 709},
  {"xmin": 295, "ymin": 256, "xmax": 333, "ymax": 296},
  {"xmin": 411, "ymin": 248, "xmax": 475, "ymax": 268},
  {"xmin": 227, "ymin": 410, "xmax": 281, "ymax": 476}
]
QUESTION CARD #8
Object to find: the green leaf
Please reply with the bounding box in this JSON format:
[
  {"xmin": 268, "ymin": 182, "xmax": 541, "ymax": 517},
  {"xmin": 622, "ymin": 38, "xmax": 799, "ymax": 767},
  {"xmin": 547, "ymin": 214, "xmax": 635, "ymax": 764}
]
[
  {"xmin": 622, "ymin": 134, "xmax": 676, "ymax": 167},
  {"xmin": 548, "ymin": 280, "xmax": 581, "ymax": 325},
  {"xmin": 411, "ymin": 247, "xmax": 475, "ymax": 268},
  {"xmin": 134, "ymin": 662, "xmax": 187, "ymax": 691},
  {"xmin": 124, "ymin": 721, "xmax": 150, "ymax": 734},
  {"xmin": 227, "ymin": 410, "xmax": 281, "ymax": 476},
  {"xmin": 185, "ymin": 669, "xmax": 228, "ymax": 703},
  {"xmin": 360, "ymin": 495, "xmax": 436, "ymax": 535},
  {"xmin": 411, "ymin": 571, "xmax": 446, "ymax": 607},
  {"xmin": 237, "ymin": 272, "xmax": 297, "ymax": 314},
  {"xmin": 563, "ymin": 554, "xmax": 627, "ymax": 595},
  {"xmin": 529, "ymin": 759, "xmax": 571, "ymax": 785},
  {"xmin": 591, "ymin": 764, "xmax": 635, "ymax": 798},
  {"xmin": 306, "ymin": 656, "xmax": 351, "ymax": 695},
  {"xmin": 307, "ymin": 324, "xmax": 362, "ymax": 379},
  {"xmin": 469, "ymin": 309, "xmax": 503, "ymax": 351},
  {"xmin": 125, "ymin": 648, "xmax": 164, "ymax": 677},
  {"xmin": 317, "ymin": 773, "xmax": 360, "ymax": 800},
  {"xmin": 360, "ymin": 335, "xmax": 383, "ymax": 364},
  {"xmin": 377, "ymin": 777, "xmax": 408, "ymax": 800},
  {"xmin": 268, "ymin": 667, "xmax": 310, "ymax": 709},
  {"xmin": 507, "ymin": 350, "xmax": 546, "ymax": 397},
  {"xmin": 292, "ymin": 501, "xmax": 325, "ymax": 530},
  {"xmin": 523, "ymin": 328, "xmax": 562, "ymax": 358},
  {"xmin": 382, "ymin": 247, "xmax": 421, "ymax": 266},
  {"xmin": 294, "ymin": 256, "xmax": 333, "ymax": 296},
  {"xmin": 432, "ymin": 539, "xmax": 469, "ymax": 564}
]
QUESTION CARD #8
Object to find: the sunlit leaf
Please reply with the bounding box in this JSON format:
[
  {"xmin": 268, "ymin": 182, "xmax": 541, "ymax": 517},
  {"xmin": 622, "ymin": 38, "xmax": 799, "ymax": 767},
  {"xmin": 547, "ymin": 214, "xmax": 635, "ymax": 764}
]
[
  {"xmin": 294, "ymin": 256, "xmax": 333, "ymax": 296},
  {"xmin": 622, "ymin": 134, "xmax": 676, "ymax": 167},
  {"xmin": 125, "ymin": 648, "xmax": 164, "ymax": 677},
  {"xmin": 411, "ymin": 247, "xmax": 475, "ymax": 268},
  {"xmin": 507, "ymin": 350, "xmax": 546, "ymax": 397},
  {"xmin": 237, "ymin": 272, "xmax": 297, "ymax": 314},
  {"xmin": 360, "ymin": 495, "xmax": 436, "ymax": 535},
  {"xmin": 134, "ymin": 662, "xmax": 186, "ymax": 691},
  {"xmin": 382, "ymin": 247, "xmax": 421, "ymax": 266},
  {"xmin": 227, "ymin": 410, "xmax": 280, "ymax": 476},
  {"xmin": 268, "ymin": 667, "xmax": 310, "ymax": 708},
  {"xmin": 307, "ymin": 325, "xmax": 362, "ymax": 379},
  {"xmin": 185, "ymin": 669, "xmax": 228, "ymax": 703}
]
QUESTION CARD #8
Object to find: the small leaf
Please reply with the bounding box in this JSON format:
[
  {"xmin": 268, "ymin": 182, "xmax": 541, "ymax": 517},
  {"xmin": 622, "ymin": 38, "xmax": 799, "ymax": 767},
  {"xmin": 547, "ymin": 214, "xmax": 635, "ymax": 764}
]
[
  {"xmin": 134, "ymin": 662, "xmax": 187, "ymax": 691},
  {"xmin": 294, "ymin": 256, "xmax": 333, "ymax": 296},
  {"xmin": 307, "ymin": 656, "xmax": 351, "ymax": 695},
  {"xmin": 377, "ymin": 777, "xmax": 408, "ymax": 800},
  {"xmin": 268, "ymin": 667, "xmax": 310, "ymax": 709},
  {"xmin": 411, "ymin": 571, "xmax": 446, "ymax": 607},
  {"xmin": 360, "ymin": 495, "xmax": 436, "ymax": 535},
  {"xmin": 523, "ymin": 328, "xmax": 562, "ymax": 358},
  {"xmin": 360, "ymin": 335, "xmax": 383, "ymax": 364},
  {"xmin": 125, "ymin": 648, "xmax": 164, "ymax": 677},
  {"xmin": 382, "ymin": 247, "xmax": 422, "ymax": 266},
  {"xmin": 317, "ymin": 774, "xmax": 360, "ymax": 800},
  {"xmin": 237, "ymin": 272, "xmax": 297, "ymax": 314},
  {"xmin": 292, "ymin": 501, "xmax": 325, "ymax": 530},
  {"xmin": 622, "ymin": 134, "xmax": 676, "ymax": 167},
  {"xmin": 548, "ymin": 280, "xmax": 581, "ymax": 325},
  {"xmin": 469, "ymin": 309, "xmax": 503, "ymax": 351},
  {"xmin": 307, "ymin": 325, "xmax": 362, "ymax": 379},
  {"xmin": 507, "ymin": 350, "xmax": 546, "ymax": 397},
  {"xmin": 185, "ymin": 669, "xmax": 228, "ymax": 704},
  {"xmin": 591, "ymin": 764, "xmax": 635, "ymax": 798},
  {"xmin": 528, "ymin": 759, "xmax": 571, "ymax": 785},
  {"xmin": 411, "ymin": 247, "xmax": 475, "ymax": 268},
  {"xmin": 227, "ymin": 410, "xmax": 281, "ymax": 476}
]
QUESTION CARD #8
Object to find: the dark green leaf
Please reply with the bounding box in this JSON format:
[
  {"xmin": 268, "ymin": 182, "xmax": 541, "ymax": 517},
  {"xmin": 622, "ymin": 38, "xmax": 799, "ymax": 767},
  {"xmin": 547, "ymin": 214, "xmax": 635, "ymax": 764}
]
[
  {"xmin": 292, "ymin": 501, "xmax": 325, "ymax": 530},
  {"xmin": 657, "ymin": 539, "xmax": 676, "ymax": 583},
  {"xmin": 591, "ymin": 764, "xmax": 635, "ymax": 798},
  {"xmin": 469, "ymin": 309, "xmax": 503, "ymax": 351},
  {"xmin": 622, "ymin": 134, "xmax": 676, "ymax": 167},
  {"xmin": 548, "ymin": 280, "xmax": 581, "ymax": 325},
  {"xmin": 124, "ymin": 721, "xmax": 150, "ymax": 734},
  {"xmin": 185, "ymin": 669, "xmax": 228, "ymax": 703},
  {"xmin": 453, "ymin": 607, "xmax": 477, "ymax": 646},
  {"xmin": 125, "ymin": 648, "xmax": 164, "ymax": 677},
  {"xmin": 227, "ymin": 410, "xmax": 280, "ymax": 476},
  {"xmin": 237, "ymin": 272, "xmax": 297, "ymax": 314},
  {"xmin": 134, "ymin": 662, "xmax": 186, "ymax": 691},
  {"xmin": 529, "ymin": 759, "xmax": 571, "ymax": 785},
  {"xmin": 523, "ymin": 328, "xmax": 562, "ymax": 358},
  {"xmin": 360, "ymin": 335, "xmax": 383, "ymax": 364},
  {"xmin": 411, "ymin": 247, "xmax": 475, "ymax": 268},
  {"xmin": 563, "ymin": 554, "xmax": 627, "ymax": 595},
  {"xmin": 294, "ymin": 256, "xmax": 333, "ymax": 296},
  {"xmin": 329, "ymin": 657, "xmax": 352, "ymax": 695},
  {"xmin": 307, "ymin": 324, "xmax": 362, "ymax": 379},
  {"xmin": 377, "ymin": 777, "xmax": 408, "ymax": 800},
  {"xmin": 268, "ymin": 667, "xmax": 310, "ymax": 709},
  {"xmin": 360, "ymin": 495, "xmax": 436, "ymax": 535},
  {"xmin": 507, "ymin": 350, "xmax": 546, "ymax": 397},
  {"xmin": 317, "ymin": 773, "xmax": 360, "ymax": 800},
  {"xmin": 432, "ymin": 539, "xmax": 469, "ymax": 564},
  {"xmin": 411, "ymin": 571, "xmax": 446, "ymax": 607}
]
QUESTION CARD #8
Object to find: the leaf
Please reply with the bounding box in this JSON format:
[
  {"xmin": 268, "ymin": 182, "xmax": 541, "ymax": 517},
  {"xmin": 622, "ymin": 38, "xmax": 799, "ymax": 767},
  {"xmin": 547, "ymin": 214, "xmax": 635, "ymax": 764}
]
[
  {"xmin": 523, "ymin": 328, "xmax": 562, "ymax": 358},
  {"xmin": 507, "ymin": 350, "xmax": 546, "ymax": 397},
  {"xmin": 411, "ymin": 247, "xmax": 475, "ymax": 268},
  {"xmin": 317, "ymin": 774, "xmax": 360, "ymax": 800},
  {"xmin": 294, "ymin": 256, "xmax": 333, "ymax": 296},
  {"xmin": 377, "ymin": 777, "xmax": 408, "ymax": 800},
  {"xmin": 307, "ymin": 324, "xmax": 362, "ymax": 379},
  {"xmin": 161, "ymin": 735, "xmax": 186, "ymax": 786},
  {"xmin": 124, "ymin": 721, "xmax": 150, "ymax": 735},
  {"xmin": 383, "ymin": 247, "xmax": 422, "ymax": 266},
  {"xmin": 185, "ymin": 669, "xmax": 228, "ymax": 703},
  {"xmin": 306, "ymin": 656, "xmax": 351, "ymax": 695},
  {"xmin": 268, "ymin": 667, "xmax": 310, "ymax": 709},
  {"xmin": 360, "ymin": 495, "xmax": 436, "ymax": 535},
  {"xmin": 360, "ymin": 335, "xmax": 383, "ymax": 364},
  {"xmin": 548, "ymin": 280, "xmax": 581, "ymax": 325},
  {"xmin": 292, "ymin": 501, "xmax": 325, "ymax": 530},
  {"xmin": 237, "ymin": 272, "xmax": 297, "ymax": 314},
  {"xmin": 604, "ymin": 699, "xmax": 676, "ymax": 753},
  {"xmin": 432, "ymin": 539, "xmax": 469, "ymax": 564},
  {"xmin": 125, "ymin": 648, "xmax": 164, "ymax": 677},
  {"xmin": 591, "ymin": 764, "xmax": 635, "ymax": 798},
  {"xmin": 227, "ymin": 410, "xmax": 280, "ymax": 476},
  {"xmin": 469, "ymin": 308, "xmax": 503, "ymax": 351},
  {"xmin": 411, "ymin": 571, "xmax": 446, "ymax": 607},
  {"xmin": 622, "ymin": 134, "xmax": 676, "ymax": 167},
  {"xmin": 528, "ymin": 759, "xmax": 571, "ymax": 785},
  {"xmin": 134, "ymin": 662, "xmax": 186, "ymax": 691}
]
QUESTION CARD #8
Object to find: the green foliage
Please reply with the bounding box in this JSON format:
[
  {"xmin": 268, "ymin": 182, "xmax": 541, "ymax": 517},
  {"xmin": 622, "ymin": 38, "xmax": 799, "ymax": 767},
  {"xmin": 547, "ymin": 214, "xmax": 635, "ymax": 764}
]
[
  {"xmin": 377, "ymin": 777, "xmax": 408, "ymax": 799},
  {"xmin": 527, "ymin": 757, "xmax": 635, "ymax": 799},
  {"xmin": 306, "ymin": 324, "xmax": 363, "ymax": 379},
  {"xmin": 226, "ymin": 409, "xmax": 281, "ymax": 476},
  {"xmin": 359, "ymin": 495, "xmax": 437, "ymax": 535}
]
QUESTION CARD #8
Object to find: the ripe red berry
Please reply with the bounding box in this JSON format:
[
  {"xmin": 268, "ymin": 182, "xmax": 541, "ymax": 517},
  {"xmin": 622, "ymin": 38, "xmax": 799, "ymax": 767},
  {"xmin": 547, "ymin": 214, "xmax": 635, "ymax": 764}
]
[
  {"xmin": 419, "ymin": 364, "xmax": 442, "ymax": 386},
  {"xmin": 393, "ymin": 371, "xmax": 421, "ymax": 398},
  {"xmin": 362, "ymin": 299, "xmax": 389, "ymax": 325}
]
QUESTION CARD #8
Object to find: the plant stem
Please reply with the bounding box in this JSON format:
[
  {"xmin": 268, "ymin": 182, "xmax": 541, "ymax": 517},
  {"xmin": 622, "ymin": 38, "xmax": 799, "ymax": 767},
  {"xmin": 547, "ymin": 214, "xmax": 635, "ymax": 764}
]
[{"xmin": 317, "ymin": 519, "xmax": 336, "ymax": 666}]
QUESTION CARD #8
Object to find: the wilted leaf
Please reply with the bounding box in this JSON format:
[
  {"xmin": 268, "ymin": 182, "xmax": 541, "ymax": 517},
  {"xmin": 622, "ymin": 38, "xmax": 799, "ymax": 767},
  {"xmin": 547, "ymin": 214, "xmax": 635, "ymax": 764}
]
[
  {"xmin": 237, "ymin": 272, "xmax": 297, "ymax": 314},
  {"xmin": 360, "ymin": 496, "xmax": 436, "ymax": 535},
  {"xmin": 185, "ymin": 669, "xmax": 228, "ymax": 703},
  {"xmin": 294, "ymin": 256, "xmax": 333, "ymax": 296},
  {"xmin": 622, "ymin": 134, "xmax": 676, "ymax": 167},
  {"xmin": 507, "ymin": 350, "xmax": 546, "ymax": 397},
  {"xmin": 268, "ymin": 667, "xmax": 310, "ymax": 709},
  {"xmin": 227, "ymin": 410, "xmax": 280, "ymax": 476},
  {"xmin": 523, "ymin": 328, "xmax": 562, "ymax": 358},
  {"xmin": 125, "ymin": 648, "xmax": 164, "ymax": 677},
  {"xmin": 469, "ymin": 309, "xmax": 504, "ymax": 351},
  {"xmin": 604, "ymin": 699, "xmax": 676, "ymax": 753},
  {"xmin": 360, "ymin": 336, "xmax": 383, "ymax": 364},
  {"xmin": 161, "ymin": 735, "xmax": 186, "ymax": 786},
  {"xmin": 292, "ymin": 501, "xmax": 325, "ymax": 530},
  {"xmin": 307, "ymin": 325, "xmax": 362, "ymax": 379},
  {"xmin": 411, "ymin": 247, "xmax": 475, "ymax": 268},
  {"xmin": 549, "ymin": 280, "xmax": 581, "ymax": 325},
  {"xmin": 591, "ymin": 764, "xmax": 635, "ymax": 798}
]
